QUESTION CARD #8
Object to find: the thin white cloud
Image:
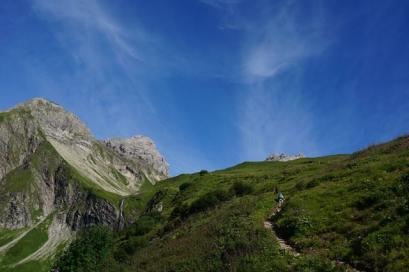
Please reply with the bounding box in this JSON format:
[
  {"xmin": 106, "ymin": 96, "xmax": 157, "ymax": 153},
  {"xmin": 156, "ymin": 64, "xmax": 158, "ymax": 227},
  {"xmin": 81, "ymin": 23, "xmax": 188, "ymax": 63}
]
[
  {"xmin": 30, "ymin": 0, "xmax": 153, "ymax": 82},
  {"xmin": 238, "ymin": 1, "xmax": 328, "ymax": 160},
  {"xmin": 200, "ymin": 0, "xmax": 243, "ymax": 9},
  {"xmin": 243, "ymin": 2, "xmax": 326, "ymax": 81}
]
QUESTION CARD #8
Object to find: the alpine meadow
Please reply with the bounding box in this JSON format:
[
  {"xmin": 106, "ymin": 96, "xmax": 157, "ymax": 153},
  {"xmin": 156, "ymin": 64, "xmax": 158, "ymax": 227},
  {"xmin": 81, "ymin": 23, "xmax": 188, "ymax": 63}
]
[{"xmin": 1, "ymin": 1, "xmax": 409, "ymax": 272}]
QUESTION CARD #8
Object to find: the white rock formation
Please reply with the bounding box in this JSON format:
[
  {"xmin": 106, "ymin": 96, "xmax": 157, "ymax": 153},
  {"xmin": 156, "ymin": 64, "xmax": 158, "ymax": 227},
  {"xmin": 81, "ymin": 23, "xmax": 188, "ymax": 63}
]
[
  {"xmin": 266, "ymin": 153, "xmax": 305, "ymax": 162},
  {"xmin": 103, "ymin": 136, "xmax": 169, "ymax": 182}
]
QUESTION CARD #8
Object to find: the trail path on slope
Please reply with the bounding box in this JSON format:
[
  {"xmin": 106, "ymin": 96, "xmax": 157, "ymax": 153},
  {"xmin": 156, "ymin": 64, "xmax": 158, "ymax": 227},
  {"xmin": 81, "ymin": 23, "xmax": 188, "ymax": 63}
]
[
  {"xmin": 263, "ymin": 205, "xmax": 300, "ymax": 257},
  {"xmin": 0, "ymin": 217, "xmax": 47, "ymax": 254},
  {"xmin": 264, "ymin": 201, "xmax": 363, "ymax": 272}
]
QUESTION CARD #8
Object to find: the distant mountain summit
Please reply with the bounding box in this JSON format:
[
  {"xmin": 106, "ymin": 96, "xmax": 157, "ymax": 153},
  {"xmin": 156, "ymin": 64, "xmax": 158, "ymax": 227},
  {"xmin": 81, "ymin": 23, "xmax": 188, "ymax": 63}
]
[
  {"xmin": 266, "ymin": 153, "xmax": 305, "ymax": 162},
  {"xmin": 104, "ymin": 135, "xmax": 169, "ymax": 180},
  {"xmin": 0, "ymin": 98, "xmax": 168, "ymax": 267}
]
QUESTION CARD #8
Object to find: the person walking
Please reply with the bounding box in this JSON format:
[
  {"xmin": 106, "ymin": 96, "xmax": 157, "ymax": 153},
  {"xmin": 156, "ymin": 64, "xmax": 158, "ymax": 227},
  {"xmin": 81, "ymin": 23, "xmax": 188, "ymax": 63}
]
[{"xmin": 277, "ymin": 191, "xmax": 285, "ymax": 208}]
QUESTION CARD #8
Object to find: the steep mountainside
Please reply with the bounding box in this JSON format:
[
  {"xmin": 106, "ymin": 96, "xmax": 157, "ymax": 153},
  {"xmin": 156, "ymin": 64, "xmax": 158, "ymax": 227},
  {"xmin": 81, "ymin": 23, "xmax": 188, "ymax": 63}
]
[
  {"xmin": 0, "ymin": 98, "xmax": 168, "ymax": 271},
  {"xmin": 56, "ymin": 135, "xmax": 409, "ymax": 272}
]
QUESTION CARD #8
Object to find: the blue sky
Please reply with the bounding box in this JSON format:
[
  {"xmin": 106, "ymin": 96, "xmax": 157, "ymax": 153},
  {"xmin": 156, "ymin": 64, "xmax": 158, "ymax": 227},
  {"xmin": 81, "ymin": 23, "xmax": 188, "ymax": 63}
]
[{"xmin": 1, "ymin": 0, "xmax": 409, "ymax": 175}]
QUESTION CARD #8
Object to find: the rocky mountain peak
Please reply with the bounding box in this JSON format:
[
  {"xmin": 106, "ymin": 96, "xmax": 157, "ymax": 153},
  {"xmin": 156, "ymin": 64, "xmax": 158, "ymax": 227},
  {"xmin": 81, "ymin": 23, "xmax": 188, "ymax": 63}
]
[
  {"xmin": 16, "ymin": 97, "xmax": 92, "ymax": 143},
  {"xmin": 266, "ymin": 153, "xmax": 305, "ymax": 162},
  {"xmin": 103, "ymin": 135, "xmax": 169, "ymax": 180}
]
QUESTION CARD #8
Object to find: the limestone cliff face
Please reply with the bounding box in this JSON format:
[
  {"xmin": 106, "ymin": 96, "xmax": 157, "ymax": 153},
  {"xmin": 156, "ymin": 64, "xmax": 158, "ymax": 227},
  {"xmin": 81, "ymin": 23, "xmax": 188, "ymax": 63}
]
[
  {"xmin": 103, "ymin": 136, "xmax": 169, "ymax": 182},
  {"xmin": 17, "ymin": 98, "xmax": 92, "ymax": 144},
  {"xmin": 0, "ymin": 98, "xmax": 169, "ymax": 258},
  {"xmin": 0, "ymin": 108, "xmax": 41, "ymax": 182}
]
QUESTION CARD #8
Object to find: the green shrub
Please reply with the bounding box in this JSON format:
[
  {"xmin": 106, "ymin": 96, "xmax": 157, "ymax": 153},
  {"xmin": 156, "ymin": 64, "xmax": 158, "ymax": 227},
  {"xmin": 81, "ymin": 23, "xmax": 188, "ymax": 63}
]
[
  {"xmin": 54, "ymin": 226, "xmax": 114, "ymax": 272},
  {"xmin": 293, "ymin": 256, "xmax": 343, "ymax": 272},
  {"xmin": 401, "ymin": 173, "xmax": 409, "ymax": 183},
  {"xmin": 170, "ymin": 203, "xmax": 190, "ymax": 219},
  {"xmin": 396, "ymin": 201, "xmax": 409, "ymax": 216},
  {"xmin": 306, "ymin": 179, "xmax": 320, "ymax": 189},
  {"xmin": 179, "ymin": 182, "xmax": 192, "ymax": 191},
  {"xmin": 199, "ymin": 169, "xmax": 209, "ymax": 176},
  {"xmin": 277, "ymin": 216, "xmax": 314, "ymax": 238},
  {"xmin": 163, "ymin": 218, "xmax": 183, "ymax": 233},
  {"xmin": 123, "ymin": 236, "xmax": 148, "ymax": 255},
  {"xmin": 127, "ymin": 215, "xmax": 156, "ymax": 237},
  {"xmin": 189, "ymin": 189, "xmax": 231, "ymax": 214},
  {"xmin": 189, "ymin": 193, "xmax": 219, "ymax": 214},
  {"xmin": 354, "ymin": 192, "xmax": 383, "ymax": 210},
  {"xmin": 295, "ymin": 181, "xmax": 306, "ymax": 191},
  {"xmin": 397, "ymin": 173, "xmax": 409, "ymax": 196},
  {"xmin": 212, "ymin": 189, "xmax": 233, "ymax": 201},
  {"xmin": 231, "ymin": 181, "xmax": 254, "ymax": 196}
]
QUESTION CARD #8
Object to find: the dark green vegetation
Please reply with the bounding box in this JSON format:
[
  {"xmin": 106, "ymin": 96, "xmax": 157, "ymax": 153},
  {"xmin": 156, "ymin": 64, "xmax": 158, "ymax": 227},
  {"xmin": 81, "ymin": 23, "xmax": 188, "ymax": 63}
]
[
  {"xmin": 0, "ymin": 112, "xmax": 6, "ymax": 123},
  {"xmin": 54, "ymin": 226, "xmax": 115, "ymax": 272},
  {"xmin": 54, "ymin": 135, "xmax": 409, "ymax": 272}
]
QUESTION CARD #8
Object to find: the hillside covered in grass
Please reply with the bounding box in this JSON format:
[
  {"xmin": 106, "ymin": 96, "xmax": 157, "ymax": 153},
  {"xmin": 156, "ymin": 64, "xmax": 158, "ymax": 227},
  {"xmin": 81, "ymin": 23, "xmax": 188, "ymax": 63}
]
[{"xmin": 55, "ymin": 136, "xmax": 409, "ymax": 272}]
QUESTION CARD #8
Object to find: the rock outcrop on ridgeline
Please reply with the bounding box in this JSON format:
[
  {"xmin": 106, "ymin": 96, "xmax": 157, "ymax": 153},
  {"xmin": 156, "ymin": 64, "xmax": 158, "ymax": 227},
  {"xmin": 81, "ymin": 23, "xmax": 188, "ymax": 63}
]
[
  {"xmin": 266, "ymin": 153, "xmax": 305, "ymax": 162},
  {"xmin": 103, "ymin": 136, "xmax": 169, "ymax": 182}
]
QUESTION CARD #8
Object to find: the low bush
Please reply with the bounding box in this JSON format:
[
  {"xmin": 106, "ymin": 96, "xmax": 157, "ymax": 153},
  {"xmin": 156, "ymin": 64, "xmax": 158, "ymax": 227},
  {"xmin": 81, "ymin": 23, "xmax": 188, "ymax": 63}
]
[
  {"xmin": 295, "ymin": 181, "xmax": 306, "ymax": 191},
  {"xmin": 293, "ymin": 256, "xmax": 343, "ymax": 272},
  {"xmin": 189, "ymin": 190, "xmax": 224, "ymax": 213},
  {"xmin": 126, "ymin": 215, "xmax": 157, "ymax": 237},
  {"xmin": 199, "ymin": 170, "xmax": 209, "ymax": 176},
  {"xmin": 170, "ymin": 203, "xmax": 190, "ymax": 219},
  {"xmin": 123, "ymin": 236, "xmax": 148, "ymax": 255},
  {"xmin": 179, "ymin": 182, "xmax": 192, "ymax": 191},
  {"xmin": 277, "ymin": 215, "xmax": 314, "ymax": 238},
  {"xmin": 354, "ymin": 192, "xmax": 383, "ymax": 210},
  {"xmin": 231, "ymin": 181, "xmax": 254, "ymax": 196},
  {"xmin": 306, "ymin": 179, "xmax": 320, "ymax": 189},
  {"xmin": 188, "ymin": 189, "xmax": 231, "ymax": 214},
  {"xmin": 54, "ymin": 226, "xmax": 114, "ymax": 272}
]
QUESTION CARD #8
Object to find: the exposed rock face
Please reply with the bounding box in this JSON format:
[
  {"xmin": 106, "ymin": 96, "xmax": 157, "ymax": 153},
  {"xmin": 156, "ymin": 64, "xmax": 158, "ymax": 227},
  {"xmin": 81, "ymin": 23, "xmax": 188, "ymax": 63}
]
[
  {"xmin": 65, "ymin": 195, "xmax": 119, "ymax": 231},
  {"xmin": 266, "ymin": 153, "xmax": 305, "ymax": 162},
  {"xmin": 103, "ymin": 136, "xmax": 169, "ymax": 182},
  {"xmin": 17, "ymin": 98, "xmax": 92, "ymax": 144},
  {"xmin": 0, "ymin": 192, "xmax": 32, "ymax": 229},
  {"xmin": 52, "ymin": 162, "xmax": 119, "ymax": 231},
  {"xmin": 0, "ymin": 108, "xmax": 42, "ymax": 182}
]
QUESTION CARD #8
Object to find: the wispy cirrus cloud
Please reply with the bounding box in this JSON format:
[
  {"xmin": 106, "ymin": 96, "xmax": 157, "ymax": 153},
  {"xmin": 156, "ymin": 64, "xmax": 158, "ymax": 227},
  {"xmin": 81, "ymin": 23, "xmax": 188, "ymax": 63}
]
[
  {"xmin": 28, "ymin": 0, "xmax": 208, "ymax": 175},
  {"xmin": 30, "ymin": 0, "xmax": 158, "ymax": 118},
  {"xmin": 243, "ymin": 1, "xmax": 327, "ymax": 81},
  {"xmin": 236, "ymin": 1, "xmax": 329, "ymax": 160},
  {"xmin": 199, "ymin": 0, "xmax": 244, "ymax": 9},
  {"xmin": 32, "ymin": 0, "xmax": 143, "ymax": 61}
]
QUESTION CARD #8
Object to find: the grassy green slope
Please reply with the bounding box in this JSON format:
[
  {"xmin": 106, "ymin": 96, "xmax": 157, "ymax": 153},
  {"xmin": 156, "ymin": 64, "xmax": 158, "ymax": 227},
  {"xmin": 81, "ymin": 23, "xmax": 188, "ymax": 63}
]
[
  {"xmin": 55, "ymin": 135, "xmax": 409, "ymax": 272},
  {"xmin": 0, "ymin": 228, "xmax": 25, "ymax": 248},
  {"xmin": 0, "ymin": 216, "xmax": 52, "ymax": 266}
]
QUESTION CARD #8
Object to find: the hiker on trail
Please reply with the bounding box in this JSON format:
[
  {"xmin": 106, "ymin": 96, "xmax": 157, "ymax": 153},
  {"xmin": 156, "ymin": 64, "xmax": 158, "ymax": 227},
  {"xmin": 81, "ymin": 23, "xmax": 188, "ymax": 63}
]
[{"xmin": 277, "ymin": 192, "xmax": 285, "ymax": 207}]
